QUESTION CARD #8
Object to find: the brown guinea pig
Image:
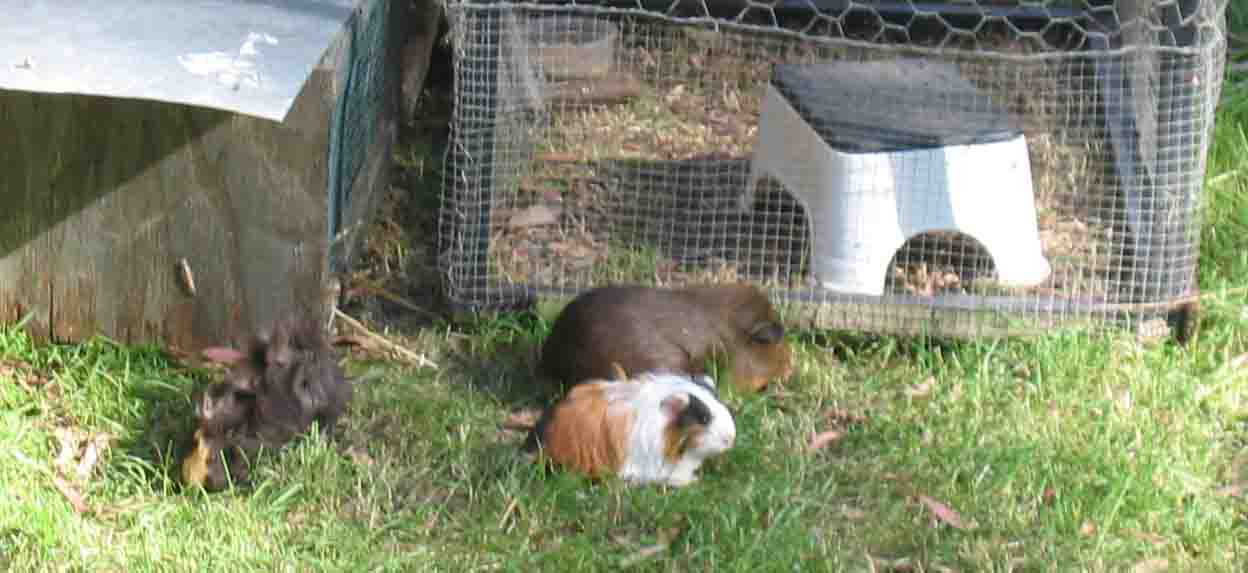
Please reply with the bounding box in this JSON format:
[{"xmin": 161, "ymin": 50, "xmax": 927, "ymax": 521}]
[
  {"xmin": 180, "ymin": 314, "xmax": 353, "ymax": 491},
  {"xmin": 537, "ymin": 283, "xmax": 794, "ymax": 394}
]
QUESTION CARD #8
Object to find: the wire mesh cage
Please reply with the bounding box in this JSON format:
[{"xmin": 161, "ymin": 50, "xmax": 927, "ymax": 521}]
[{"xmin": 438, "ymin": 0, "xmax": 1228, "ymax": 337}]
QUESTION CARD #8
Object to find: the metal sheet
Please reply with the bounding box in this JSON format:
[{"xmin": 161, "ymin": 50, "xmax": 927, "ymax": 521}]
[{"xmin": 0, "ymin": 0, "xmax": 356, "ymax": 122}]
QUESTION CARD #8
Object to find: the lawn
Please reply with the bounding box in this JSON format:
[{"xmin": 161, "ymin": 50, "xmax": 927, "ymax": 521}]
[{"xmin": 3, "ymin": 40, "xmax": 1248, "ymax": 573}]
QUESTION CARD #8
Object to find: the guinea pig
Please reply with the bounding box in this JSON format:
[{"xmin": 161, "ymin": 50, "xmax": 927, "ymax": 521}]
[
  {"xmin": 180, "ymin": 314, "xmax": 353, "ymax": 491},
  {"xmin": 537, "ymin": 284, "xmax": 793, "ymax": 394},
  {"xmin": 524, "ymin": 371, "xmax": 736, "ymax": 487}
]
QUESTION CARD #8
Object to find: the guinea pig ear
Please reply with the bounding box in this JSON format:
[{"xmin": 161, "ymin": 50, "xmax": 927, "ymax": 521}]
[
  {"xmin": 201, "ymin": 346, "xmax": 245, "ymax": 366},
  {"xmin": 610, "ymin": 362, "xmax": 628, "ymax": 381},
  {"xmin": 660, "ymin": 392, "xmax": 691, "ymax": 418},
  {"xmin": 748, "ymin": 321, "xmax": 785, "ymax": 345}
]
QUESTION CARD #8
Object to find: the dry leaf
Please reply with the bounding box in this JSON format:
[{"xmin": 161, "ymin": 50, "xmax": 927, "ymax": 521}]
[
  {"xmin": 841, "ymin": 506, "xmax": 867, "ymax": 520},
  {"xmin": 867, "ymin": 555, "xmax": 916, "ymax": 572},
  {"xmin": 345, "ymin": 445, "xmax": 375, "ymax": 467},
  {"xmin": 53, "ymin": 428, "xmax": 80, "ymax": 474},
  {"xmin": 808, "ymin": 430, "xmax": 844, "ymax": 452},
  {"xmin": 0, "ymin": 358, "xmax": 45, "ymax": 388},
  {"xmin": 52, "ymin": 475, "xmax": 88, "ymax": 514},
  {"xmin": 918, "ymin": 495, "xmax": 968, "ymax": 530},
  {"xmin": 502, "ymin": 408, "xmax": 543, "ymax": 431},
  {"xmin": 1131, "ymin": 558, "xmax": 1169, "ymax": 573},
  {"xmin": 906, "ymin": 377, "xmax": 936, "ymax": 398},
  {"xmin": 1080, "ymin": 521, "xmax": 1097, "ymax": 536},
  {"xmin": 75, "ymin": 434, "xmax": 112, "ymax": 480},
  {"xmin": 1215, "ymin": 482, "xmax": 1246, "ymax": 498},
  {"xmin": 619, "ymin": 543, "xmax": 668, "ymax": 568}
]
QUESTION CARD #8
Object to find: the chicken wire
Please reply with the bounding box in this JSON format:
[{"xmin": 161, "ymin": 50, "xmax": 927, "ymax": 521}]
[{"xmin": 438, "ymin": 0, "xmax": 1228, "ymax": 337}]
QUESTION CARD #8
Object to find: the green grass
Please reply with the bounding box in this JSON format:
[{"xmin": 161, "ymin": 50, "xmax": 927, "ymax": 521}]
[{"xmin": 3, "ymin": 61, "xmax": 1248, "ymax": 573}]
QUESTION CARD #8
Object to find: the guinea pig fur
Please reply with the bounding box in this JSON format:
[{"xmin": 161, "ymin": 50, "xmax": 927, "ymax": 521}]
[
  {"xmin": 524, "ymin": 371, "xmax": 736, "ymax": 487},
  {"xmin": 180, "ymin": 314, "xmax": 352, "ymax": 491},
  {"xmin": 538, "ymin": 283, "xmax": 794, "ymax": 394}
]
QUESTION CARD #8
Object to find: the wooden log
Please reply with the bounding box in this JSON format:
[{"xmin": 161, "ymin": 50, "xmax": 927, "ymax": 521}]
[{"xmin": 0, "ymin": 0, "xmax": 398, "ymax": 352}]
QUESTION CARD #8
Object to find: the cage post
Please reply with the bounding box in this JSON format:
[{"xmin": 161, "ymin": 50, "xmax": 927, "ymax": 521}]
[{"xmin": 1088, "ymin": 0, "xmax": 1209, "ymax": 339}]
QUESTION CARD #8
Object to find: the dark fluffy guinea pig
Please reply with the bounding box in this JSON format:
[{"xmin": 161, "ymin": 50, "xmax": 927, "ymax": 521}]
[
  {"xmin": 180, "ymin": 314, "xmax": 353, "ymax": 491},
  {"xmin": 537, "ymin": 283, "xmax": 794, "ymax": 394}
]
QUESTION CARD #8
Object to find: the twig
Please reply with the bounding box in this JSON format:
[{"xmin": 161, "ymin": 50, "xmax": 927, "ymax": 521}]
[
  {"xmin": 333, "ymin": 309, "xmax": 437, "ymax": 369},
  {"xmin": 498, "ymin": 498, "xmax": 519, "ymax": 531}
]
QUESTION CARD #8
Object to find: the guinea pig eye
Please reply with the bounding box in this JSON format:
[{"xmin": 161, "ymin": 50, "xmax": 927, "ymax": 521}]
[
  {"xmin": 681, "ymin": 395, "xmax": 713, "ymax": 427},
  {"xmin": 749, "ymin": 321, "xmax": 785, "ymax": 345}
]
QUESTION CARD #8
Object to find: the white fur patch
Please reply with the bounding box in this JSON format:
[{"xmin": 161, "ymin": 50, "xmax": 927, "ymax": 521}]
[{"xmin": 614, "ymin": 372, "xmax": 736, "ymax": 486}]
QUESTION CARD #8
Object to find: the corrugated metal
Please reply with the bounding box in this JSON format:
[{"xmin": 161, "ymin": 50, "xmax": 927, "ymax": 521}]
[{"xmin": 0, "ymin": 0, "xmax": 356, "ymax": 122}]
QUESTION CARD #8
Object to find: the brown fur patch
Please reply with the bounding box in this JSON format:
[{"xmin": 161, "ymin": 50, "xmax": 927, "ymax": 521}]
[
  {"xmin": 660, "ymin": 394, "xmax": 707, "ymax": 463},
  {"xmin": 538, "ymin": 283, "xmax": 793, "ymax": 396},
  {"xmin": 729, "ymin": 339, "xmax": 793, "ymax": 392},
  {"xmin": 539, "ymin": 382, "xmax": 634, "ymax": 476}
]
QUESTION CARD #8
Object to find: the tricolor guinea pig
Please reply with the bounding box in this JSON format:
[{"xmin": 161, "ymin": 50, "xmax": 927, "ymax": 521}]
[
  {"xmin": 524, "ymin": 371, "xmax": 737, "ymax": 487},
  {"xmin": 180, "ymin": 314, "xmax": 353, "ymax": 491},
  {"xmin": 537, "ymin": 284, "xmax": 794, "ymax": 395}
]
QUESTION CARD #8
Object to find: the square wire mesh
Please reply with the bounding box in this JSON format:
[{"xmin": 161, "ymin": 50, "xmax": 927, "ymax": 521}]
[{"xmin": 439, "ymin": 0, "xmax": 1228, "ymax": 336}]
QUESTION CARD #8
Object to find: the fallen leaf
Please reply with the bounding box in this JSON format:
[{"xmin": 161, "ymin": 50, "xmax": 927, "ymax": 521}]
[
  {"xmin": 503, "ymin": 408, "xmax": 543, "ymax": 431},
  {"xmin": 345, "ymin": 445, "xmax": 375, "ymax": 467},
  {"xmin": 808, "ymin": 430, "xmax": 844, "ymax": 452},
  {"xmin": 75, "ymin": 434, "xmax": 112, "ymax": 480},
  {"xmin": 918, "ymin": 495, "xmax": 968, "ymax": 530},
  {"xmin": 867, "ymin": 555, "xmax": 916, "ymax": 572},
  {"xmin": 905, "ymin": 377, "xmax": 936, "ymax": 398},
  {"xmin": 841, "ymin": 506, "xmax": 867, "ymax": 520},
  {"xmin": 1080, "ymin": 521, "xmax": 1097, "ymax": 536},
  {"xmin": 201, "ymin": 346, "xmax": 244, "ymax": 365},
  {"xmin": 52, "ymin": 475, "xmax": 88, "ymax": 514},
  {"xmin": 1131, "ymin": 558, "xmax": 1169, "ymax": 573},
  {"xmin": 619, "ymin": 543, "xmax": 668, "ymax": 568},
  {"xmin": 53, "ymin": 428, "xmax": 80, "ymax": 474},
  {"xmin": 1, "ymin": 358, "xmax": 49, "ymax": 389},
  {"xmin": 507, "ymin": 204, "xmax": 561, "ymax": 228},
  {"xmin": 1215, "ymin": 482, "xmax": 1247, "ymax": 498}
]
